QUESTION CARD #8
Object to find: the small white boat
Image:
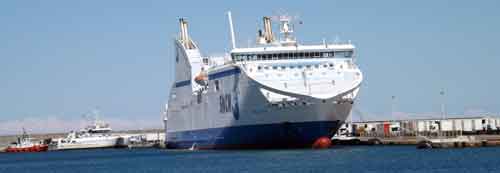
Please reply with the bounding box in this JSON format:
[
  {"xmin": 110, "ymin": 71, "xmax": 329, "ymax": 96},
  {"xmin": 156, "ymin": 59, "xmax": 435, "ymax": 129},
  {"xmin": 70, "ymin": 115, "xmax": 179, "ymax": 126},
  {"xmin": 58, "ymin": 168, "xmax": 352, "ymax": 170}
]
[{"xmin": 49, "ymin": 112, "xmax": 121, "ymax": 150}]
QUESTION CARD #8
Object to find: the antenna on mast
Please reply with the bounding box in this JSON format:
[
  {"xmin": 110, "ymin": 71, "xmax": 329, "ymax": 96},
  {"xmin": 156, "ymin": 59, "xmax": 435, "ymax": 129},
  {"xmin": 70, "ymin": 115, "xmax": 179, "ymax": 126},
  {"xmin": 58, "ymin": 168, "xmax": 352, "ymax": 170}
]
[{"xmin": 227, "ymin": 11, "xmax": 236, "ymax": 49}]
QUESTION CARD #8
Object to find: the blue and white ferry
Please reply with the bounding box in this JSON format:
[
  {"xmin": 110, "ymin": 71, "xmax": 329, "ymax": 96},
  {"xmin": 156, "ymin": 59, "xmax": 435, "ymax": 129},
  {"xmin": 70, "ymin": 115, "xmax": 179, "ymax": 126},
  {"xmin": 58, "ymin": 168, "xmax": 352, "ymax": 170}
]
[{"xmin": 164, "ymin": 12, "xmax": 363, "ymax": 149}]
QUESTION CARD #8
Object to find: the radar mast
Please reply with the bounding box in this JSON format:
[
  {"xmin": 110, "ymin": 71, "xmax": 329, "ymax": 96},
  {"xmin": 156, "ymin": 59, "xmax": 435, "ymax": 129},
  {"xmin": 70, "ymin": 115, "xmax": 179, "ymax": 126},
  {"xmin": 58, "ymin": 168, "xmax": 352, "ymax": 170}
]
[{"xmin": 278, "ymin": 15, "xmax": 296, "ymax": 46}]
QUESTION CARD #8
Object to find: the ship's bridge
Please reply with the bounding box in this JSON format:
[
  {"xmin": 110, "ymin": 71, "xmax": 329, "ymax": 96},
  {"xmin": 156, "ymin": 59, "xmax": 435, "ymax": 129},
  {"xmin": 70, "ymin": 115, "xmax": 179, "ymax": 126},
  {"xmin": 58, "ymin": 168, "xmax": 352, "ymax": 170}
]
[
  {"xmin": 230, "ymin": 43, "xmax": 361, "ymax": 102},
  {"xmin": 230, "ymin": 43, "xmax": 355, "ymax": 62}
]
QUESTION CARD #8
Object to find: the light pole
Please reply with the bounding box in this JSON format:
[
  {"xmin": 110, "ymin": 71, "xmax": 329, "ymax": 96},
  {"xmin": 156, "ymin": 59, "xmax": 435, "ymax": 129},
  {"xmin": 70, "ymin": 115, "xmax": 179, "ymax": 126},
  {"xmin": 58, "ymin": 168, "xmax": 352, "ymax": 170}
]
[
  {"xmin": 440, "ymin": 89, "xmax": 446, "ymax": 137},
  {"xmin": 391, "ymin": 95, "xmax": 396, "ymax": 137},
  {"xmin": 391, "ymin": 95, "xmax": 396, "ymax": 121}
]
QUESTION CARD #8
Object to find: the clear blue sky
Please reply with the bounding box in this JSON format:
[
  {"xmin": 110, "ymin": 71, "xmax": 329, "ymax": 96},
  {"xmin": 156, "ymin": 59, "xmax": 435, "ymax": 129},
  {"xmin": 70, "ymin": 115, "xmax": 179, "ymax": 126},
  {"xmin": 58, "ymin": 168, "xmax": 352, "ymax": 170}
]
[{"xmin": 1, "ymin": 0, "xmax": 499, "ymax": 133}]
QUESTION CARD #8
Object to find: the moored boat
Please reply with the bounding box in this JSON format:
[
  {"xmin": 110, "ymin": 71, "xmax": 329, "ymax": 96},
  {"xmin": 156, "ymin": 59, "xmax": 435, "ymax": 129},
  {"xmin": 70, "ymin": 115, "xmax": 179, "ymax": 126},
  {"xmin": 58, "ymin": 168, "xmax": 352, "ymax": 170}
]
[
  {"xmin": 4, "ymin": 129, "xmax": 48, "ymax": 153},
  {"xmin": 49, "ymin": 110, "xmax": 122, "ymax": 150}
]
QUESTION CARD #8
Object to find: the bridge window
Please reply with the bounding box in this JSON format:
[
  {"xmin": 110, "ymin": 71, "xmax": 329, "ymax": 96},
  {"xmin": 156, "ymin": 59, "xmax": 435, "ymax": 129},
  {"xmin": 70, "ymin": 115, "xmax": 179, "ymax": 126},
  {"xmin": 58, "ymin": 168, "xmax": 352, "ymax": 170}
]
[
  {"xmin": 328, "ymin": 52, "xmax": 334, "ymax": 57},
  {"xmin": 266, "ymin": 54, "xmax": 272, "ymax": 60},
  {"xmin": 232, "ymin": 54, "xmax": 240, "ymax": 61},
  {"xmin": 232, "ymin": 51, "xmax": 348, "ymax": 62},
  {"xmin": 321, "ymin": 52, "xmax": 328, "ymax": 58},
  {"xmin": 313, "ymin": 52, "xmax": 320, "ymax": 57},
  {"xmin": 346, "ymin": 51, "xmax": 353, "ymax": 57},
  {"xmin": 335, "ymin": 51, "xmax": 353, "ymax": 58}
]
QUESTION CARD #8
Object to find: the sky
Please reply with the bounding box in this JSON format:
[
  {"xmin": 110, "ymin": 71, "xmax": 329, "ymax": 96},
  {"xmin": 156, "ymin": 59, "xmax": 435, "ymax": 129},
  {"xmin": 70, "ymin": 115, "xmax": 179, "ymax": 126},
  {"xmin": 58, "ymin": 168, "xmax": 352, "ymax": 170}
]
[{"xmin": 1, "ymin": 0, "xmax": 499, "ymax": 135}]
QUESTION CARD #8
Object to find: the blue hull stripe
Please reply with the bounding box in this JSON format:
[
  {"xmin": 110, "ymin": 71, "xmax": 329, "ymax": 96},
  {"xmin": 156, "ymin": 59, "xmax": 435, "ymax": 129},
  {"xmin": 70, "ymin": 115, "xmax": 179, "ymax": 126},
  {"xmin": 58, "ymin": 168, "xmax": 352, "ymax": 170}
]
[
  {"xmin": 208, "ymin": 68, "xmax": 240, "ymax": 80},
  {"xmin": 174, "ymin": 68, "xmax": 240, "ymax": 88},
  {"xmin": 166, "ymin": 121, "xmax": 339, "ymax": 149},
  {"xmin": 175, "ymin": 80, "xmax": 191, "ymax": 88}
]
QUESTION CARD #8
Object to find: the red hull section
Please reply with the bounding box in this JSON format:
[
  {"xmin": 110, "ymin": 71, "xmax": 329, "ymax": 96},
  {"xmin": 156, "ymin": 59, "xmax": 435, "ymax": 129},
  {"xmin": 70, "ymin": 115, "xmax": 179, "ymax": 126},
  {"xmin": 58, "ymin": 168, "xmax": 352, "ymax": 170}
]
[{"xmin": 5, "ymin": 145, "xmax": 48, "ymax": 153}]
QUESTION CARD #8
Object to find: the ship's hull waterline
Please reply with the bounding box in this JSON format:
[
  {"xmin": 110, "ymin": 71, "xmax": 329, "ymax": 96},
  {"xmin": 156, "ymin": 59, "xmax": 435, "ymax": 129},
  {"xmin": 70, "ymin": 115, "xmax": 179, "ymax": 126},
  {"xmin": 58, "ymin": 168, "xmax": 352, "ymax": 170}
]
[{"xmin": 167, "ymin": 121, "xmax": 341, "ymax": 149}]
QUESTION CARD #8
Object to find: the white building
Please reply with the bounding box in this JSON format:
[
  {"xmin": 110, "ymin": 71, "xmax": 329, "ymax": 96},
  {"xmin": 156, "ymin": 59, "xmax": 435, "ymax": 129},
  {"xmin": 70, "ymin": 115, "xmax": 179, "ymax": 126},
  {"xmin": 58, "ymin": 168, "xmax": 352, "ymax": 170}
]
[{"xmin": 338, "ymin": 115, "xmax": 500, "ymax": 137}]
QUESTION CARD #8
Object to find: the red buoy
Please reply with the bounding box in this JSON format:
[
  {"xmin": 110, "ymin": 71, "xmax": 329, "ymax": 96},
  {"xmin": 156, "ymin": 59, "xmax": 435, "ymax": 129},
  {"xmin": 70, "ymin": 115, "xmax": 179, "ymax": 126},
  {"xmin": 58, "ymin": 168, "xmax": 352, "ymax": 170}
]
[{"xmin": 312, "ymin": 136, "xmax": 332, "ymax": 149}]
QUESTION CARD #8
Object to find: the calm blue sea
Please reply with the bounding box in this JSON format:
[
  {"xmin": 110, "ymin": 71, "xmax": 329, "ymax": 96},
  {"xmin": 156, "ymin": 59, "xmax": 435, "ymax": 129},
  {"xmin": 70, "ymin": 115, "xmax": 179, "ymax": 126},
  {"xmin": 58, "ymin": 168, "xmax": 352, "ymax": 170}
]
[{"xmin": 1, "ymin": 146, "xmax": 500, "ymax": 173}]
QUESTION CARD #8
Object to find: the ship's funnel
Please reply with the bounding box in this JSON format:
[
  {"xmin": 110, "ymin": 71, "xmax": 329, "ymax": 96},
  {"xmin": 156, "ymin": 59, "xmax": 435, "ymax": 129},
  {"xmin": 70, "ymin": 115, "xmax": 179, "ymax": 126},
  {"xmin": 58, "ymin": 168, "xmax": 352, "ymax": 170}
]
[
  {"xmin": 179, "ymin": 18, "xmax": 194, "ymax": 49},
  {"xmin": 263, "ymin": 16, "xmax": 274, "ymax": 43}
]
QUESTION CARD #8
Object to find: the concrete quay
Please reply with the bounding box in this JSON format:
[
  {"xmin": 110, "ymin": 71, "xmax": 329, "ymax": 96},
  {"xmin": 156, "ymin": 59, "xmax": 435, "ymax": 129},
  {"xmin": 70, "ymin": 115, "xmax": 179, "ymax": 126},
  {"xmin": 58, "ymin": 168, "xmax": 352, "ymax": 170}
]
[{"xmin": 334, "ymin": 135, "xmax": 500, "ymax": 148}]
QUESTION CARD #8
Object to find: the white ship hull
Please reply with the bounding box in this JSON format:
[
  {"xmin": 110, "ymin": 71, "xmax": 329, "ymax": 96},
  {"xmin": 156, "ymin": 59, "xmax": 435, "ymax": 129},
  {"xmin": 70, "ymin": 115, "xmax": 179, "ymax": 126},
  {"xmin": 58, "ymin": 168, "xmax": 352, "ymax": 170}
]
[
  {"xmin": 49, "ymin": 136, "xmax": 121, "ymax": 151},
  {"xmin": 165, "ymin": 14, "xmax": 363, "ymax": 149},
  {"xmin": 167, "ymin": 64, "xmax": 361, "ymax": 149}
]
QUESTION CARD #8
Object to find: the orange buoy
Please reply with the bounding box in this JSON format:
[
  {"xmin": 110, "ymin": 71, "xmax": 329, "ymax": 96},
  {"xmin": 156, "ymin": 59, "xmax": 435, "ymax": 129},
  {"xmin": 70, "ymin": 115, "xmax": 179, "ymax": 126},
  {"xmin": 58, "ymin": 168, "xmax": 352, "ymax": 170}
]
[{"xmin": 312, "ymin": 136, "xmax": 332, "ymax": 149}]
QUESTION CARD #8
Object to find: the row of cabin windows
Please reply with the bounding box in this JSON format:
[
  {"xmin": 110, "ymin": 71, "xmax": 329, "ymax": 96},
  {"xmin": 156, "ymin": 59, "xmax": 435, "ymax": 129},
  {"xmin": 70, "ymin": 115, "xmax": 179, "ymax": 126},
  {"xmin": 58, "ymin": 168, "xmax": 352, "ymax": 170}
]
[
  {"xmin": 258, "ymin": 63, "xmax": 335, "ymax": 71},
  {"xmin": 232, "ymin": 51, "xmax": 353, "ymax": 62}
]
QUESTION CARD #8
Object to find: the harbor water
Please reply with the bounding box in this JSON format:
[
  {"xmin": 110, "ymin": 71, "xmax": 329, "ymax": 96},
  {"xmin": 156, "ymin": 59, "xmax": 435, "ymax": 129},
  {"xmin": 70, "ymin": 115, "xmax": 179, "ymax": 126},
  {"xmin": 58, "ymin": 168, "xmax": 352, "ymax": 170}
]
[{"xmin": 1, "ymin": 146, "xmax": 500, "ymax": 173}]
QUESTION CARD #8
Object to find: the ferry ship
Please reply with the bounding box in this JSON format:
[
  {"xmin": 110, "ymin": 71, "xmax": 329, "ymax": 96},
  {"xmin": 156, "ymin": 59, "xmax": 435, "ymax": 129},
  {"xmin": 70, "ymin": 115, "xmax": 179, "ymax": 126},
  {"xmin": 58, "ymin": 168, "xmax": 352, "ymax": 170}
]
[{"xmin": 164, "ymin": 12, "xmax": 363, "ymax": 149}]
